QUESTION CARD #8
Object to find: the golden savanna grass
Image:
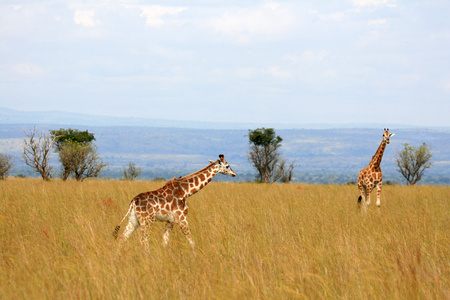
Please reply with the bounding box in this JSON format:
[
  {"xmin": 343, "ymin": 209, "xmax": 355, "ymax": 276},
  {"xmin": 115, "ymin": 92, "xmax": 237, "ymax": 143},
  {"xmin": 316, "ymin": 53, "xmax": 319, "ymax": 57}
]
[{"xmin": 0, "ymin": 178, "xmax": 449, "ymax": 299}]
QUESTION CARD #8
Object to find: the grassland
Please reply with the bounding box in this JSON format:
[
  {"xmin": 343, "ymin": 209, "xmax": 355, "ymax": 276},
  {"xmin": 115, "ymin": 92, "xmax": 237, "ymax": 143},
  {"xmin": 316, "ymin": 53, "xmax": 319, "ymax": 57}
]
[{"xmin": 0, "ymin": 178, "xmax": 448, "ymax": 299}]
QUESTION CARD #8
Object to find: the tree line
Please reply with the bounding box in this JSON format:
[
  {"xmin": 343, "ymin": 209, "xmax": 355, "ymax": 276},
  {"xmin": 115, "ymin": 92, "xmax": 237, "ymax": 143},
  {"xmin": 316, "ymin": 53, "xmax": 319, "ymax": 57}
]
[
  {"xmin": 0, "ymin": 127, "xmax": 434, "ymax": 185},
  {"xmin": 21, "ymin": 127, "xmax": 106, "ymax": 181},
  {"xmin": 0, "ymin": 127, "xmax": 143, "ymax": 182}
]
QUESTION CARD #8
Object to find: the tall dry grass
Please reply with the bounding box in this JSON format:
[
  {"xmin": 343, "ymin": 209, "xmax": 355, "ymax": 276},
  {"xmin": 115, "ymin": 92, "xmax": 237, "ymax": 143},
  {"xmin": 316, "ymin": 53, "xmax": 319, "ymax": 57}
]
[{"xmin": 0, "ymin": 178, "xmax": 448, "ymax": 299}]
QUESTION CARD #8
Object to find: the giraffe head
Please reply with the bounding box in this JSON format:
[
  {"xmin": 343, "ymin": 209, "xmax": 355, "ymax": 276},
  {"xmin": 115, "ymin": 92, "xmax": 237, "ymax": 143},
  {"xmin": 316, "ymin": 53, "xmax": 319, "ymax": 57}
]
[
  {"xmin": 383, "ymin": 128, "xmax": 395, "ymax": 144},
  {"xmin": 210, "ymin": 154, "xmax": 236, "ymax": 177}
]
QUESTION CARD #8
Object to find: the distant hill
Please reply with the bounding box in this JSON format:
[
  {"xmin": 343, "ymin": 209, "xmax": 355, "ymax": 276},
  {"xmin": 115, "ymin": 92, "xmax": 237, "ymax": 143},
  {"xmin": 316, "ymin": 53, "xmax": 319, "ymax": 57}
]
[
  {"xmin": 1, "ymin": 123, "xmax": 449, "ymax": 185},
  {"xmin": 1, "ymin": 106, "xmax": 442, "ymax": 130}
]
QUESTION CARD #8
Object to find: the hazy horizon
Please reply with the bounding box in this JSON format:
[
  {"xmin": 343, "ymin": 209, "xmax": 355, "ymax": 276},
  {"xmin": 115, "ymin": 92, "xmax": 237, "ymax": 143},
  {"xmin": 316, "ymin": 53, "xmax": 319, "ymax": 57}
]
[{"xmin": 1, "ymin": 106, "xmax": 449, "ymax": 130}]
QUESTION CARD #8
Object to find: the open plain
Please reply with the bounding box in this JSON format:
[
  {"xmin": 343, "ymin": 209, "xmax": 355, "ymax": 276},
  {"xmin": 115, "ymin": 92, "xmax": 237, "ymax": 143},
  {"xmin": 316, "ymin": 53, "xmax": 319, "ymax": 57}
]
[{"xmin": 0, "ymin": 178, "xmax": 448, "ymax": 299}]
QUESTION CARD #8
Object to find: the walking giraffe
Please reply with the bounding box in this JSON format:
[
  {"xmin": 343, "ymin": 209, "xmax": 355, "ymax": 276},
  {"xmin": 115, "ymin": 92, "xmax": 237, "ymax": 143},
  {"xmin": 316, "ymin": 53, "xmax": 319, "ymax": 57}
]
[
  {"xmin": 357, "ymin": 128, "xmax": 395, "ymax": 210},
  {"xmin": 113, "ymin": 155, "xmax": 236, "ymax": 250}
]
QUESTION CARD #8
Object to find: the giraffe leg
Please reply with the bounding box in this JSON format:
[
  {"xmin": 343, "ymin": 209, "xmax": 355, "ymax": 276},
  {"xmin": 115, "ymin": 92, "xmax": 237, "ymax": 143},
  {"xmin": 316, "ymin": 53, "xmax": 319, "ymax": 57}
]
[
  {"xmin": 359, "ymin": 184, "xmax": 370, "ymax": 213},
  {"xmin": 163, "ymin": 222, "xmax": 174, "ymax": 247},
  {"xmin": 376, "ymin": 182, "xmax": 382, "ymax": 207},
  {"xmin": 357, "ymin": 182, "xmax": 365, "ymax": 205},
  {"xmin": 179, "ymin": 219, "xmax": 195, "ymax": 248},
  {"xmin": 358, "ymin": 181, "xmax": 368, "ymax": 211},
  {"xmin": 120, "ymin": 209, "xmax": 139, "ymax": 242},
  {"xmin": 140, "ymin": 216, "xmax": 155, "ymax": 252},
  {"xmin": 366, "ymin": 183, "xmax": 373, "ymax": 206}
]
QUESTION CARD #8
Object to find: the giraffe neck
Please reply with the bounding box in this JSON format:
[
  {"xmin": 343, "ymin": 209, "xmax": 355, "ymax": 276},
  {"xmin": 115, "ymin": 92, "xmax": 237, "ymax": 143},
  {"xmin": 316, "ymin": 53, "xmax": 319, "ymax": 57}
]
[
  {"xmin": 170, "ymin": 162, "xmax": 220, "ymax": 199},
  {"xmin": 370, "ymin": 139, "xmax": 386, "ymax": 170}
]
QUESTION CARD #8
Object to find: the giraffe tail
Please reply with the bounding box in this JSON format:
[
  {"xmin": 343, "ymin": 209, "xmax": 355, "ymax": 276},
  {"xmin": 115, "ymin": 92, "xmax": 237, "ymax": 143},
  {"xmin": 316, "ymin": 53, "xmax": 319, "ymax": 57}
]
[
  {"xmin": 113, "ymin": 226, "xmax": 121, "ymax": 239},
  {"xmin": 112, "ymin": 201, "xmax": 134, "ymax": 239},
  {"xmin": 358, "ymin": 196, "xmax": 362, "ymax": 203}
]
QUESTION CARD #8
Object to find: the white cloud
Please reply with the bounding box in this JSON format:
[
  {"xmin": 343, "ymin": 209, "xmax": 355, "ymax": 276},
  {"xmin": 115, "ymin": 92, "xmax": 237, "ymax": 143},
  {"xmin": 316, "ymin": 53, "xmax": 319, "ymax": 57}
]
[
  {"xmin": 324, "ymin": 70, "xmax": 337, "ymax": 78},
  {"xmin": 73, "ymin": 10, "xmax": 100, "ymax": 27},
  {"xmin": 443, "ymin": 80, "xmax": 450, "ymax": 91},
  {"xmin": 353, "ymin": 0, "xmax": 396, "ymax": 7},
  {"xmin": 356, "ymin": 30, "xmax": 381, "ymax": 47},
  {"xmin": 264, "ymin": 2, "xmax": 281, "ymax": 10},
  {"xmin": 267, "ymin": 66, "xmax": 291, "ymax": 79},
  {"xmin": 313, "ymin": 10, "xmax": 345, "ymax": 22},
  {"xmin": 10, "ymin": 5, "xmax": 22, "ymax": 11},
  {"xmin": 236, "ymin": 67, "xmax": 257, "ymax": 80},
  {"xmin": 282, "ymin": 50, "xmax": 327, "ymax": 64},
  {"xmin": 148, "ymin": 45, "xmax": 193, "ymax": 60},
  {"xmin": 301, "ymin": 50, "xmax": 326, "ymax": 63},
  {"xmin": 10, "ymin": 63, "xmax": 46, "ymax": 77},
  {"xmin": 368, "ymin": 19, "xmax": 387, "ymax": 26},
  {"xmin": 237, "ymin": 65, "xmax": 291, "ymax": 80},
  {"xmin": 282, "ymin": 54, "xmax": 301, "ymax": 63},
  {"xmin": 211, "ymin": 3, "xmax": 294, "ymax": 42},
  {"xmin": 133, "ymin": 5, "xmax": 187, "ymax": 27}
]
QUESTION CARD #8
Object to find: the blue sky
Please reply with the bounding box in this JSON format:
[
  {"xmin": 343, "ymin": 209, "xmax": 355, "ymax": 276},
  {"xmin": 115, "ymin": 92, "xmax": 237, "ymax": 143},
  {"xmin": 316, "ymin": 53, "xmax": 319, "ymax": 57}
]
[{"xmin": 1, "ymin": 0, "xmax": 449, "ymax": 127}]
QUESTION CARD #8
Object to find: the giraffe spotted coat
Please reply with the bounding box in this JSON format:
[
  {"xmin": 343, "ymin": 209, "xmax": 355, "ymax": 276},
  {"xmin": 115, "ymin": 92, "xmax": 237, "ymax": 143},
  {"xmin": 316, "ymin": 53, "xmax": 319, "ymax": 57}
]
[
  {"xmin": 113, "ymin": 155, "xmax": 236, "ymax": 250},
  {"xmin": 357, "ymin": 129, "xmax": 395, "ymax": 210}
]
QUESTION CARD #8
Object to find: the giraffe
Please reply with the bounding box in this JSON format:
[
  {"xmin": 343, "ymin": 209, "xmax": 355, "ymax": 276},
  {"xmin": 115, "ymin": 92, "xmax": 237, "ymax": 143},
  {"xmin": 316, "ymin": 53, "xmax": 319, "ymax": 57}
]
[
  {"xmin": 113, "ymin": 154, "xmax": 236, "ymax": 250},
  {"xmin": 357, "ymin": 128, "xmax": 395, "ymax": 210}
]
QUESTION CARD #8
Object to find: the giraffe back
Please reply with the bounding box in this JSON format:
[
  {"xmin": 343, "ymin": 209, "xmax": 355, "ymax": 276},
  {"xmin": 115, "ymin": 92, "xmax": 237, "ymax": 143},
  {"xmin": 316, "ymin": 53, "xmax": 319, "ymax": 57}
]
[{"xmin": 132, "ymin": 183, "xmax": 188, "ymax": 224}]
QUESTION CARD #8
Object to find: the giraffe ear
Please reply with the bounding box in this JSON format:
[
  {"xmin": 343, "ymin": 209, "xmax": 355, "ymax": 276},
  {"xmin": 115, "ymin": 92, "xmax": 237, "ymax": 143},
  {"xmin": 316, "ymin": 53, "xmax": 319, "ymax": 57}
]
[
  {"xmin": 209, "ymin": 160, "xmax": 214, "ymax": 164},
  {"xmin": 389, "ymin": 133, "xmax": 395, "ymax": 137}
]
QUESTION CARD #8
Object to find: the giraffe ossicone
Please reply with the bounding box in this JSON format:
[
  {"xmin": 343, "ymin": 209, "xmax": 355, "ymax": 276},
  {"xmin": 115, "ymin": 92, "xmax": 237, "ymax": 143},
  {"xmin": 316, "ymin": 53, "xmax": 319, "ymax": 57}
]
[
  {"xmin": 357, "ymin": 128, "xmax": 394, "ymax": 211},
  {"xmin": 113, "ymin": 154, "xmax": 236, "ymax": 250}
]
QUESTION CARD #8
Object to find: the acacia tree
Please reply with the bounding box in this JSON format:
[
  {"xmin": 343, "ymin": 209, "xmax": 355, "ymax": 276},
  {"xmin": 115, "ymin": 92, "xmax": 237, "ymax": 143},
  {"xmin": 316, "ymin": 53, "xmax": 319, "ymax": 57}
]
[
  {"xmin": 123, "ymin": 162, "xmax": 142, "ymax": 181},
  {"xmin": 248, "ymin": 127, "xmax": 295, "ymax": 183},
  {"xmin": 50, "ymin": 129, "xmax": 95, "ymax": 180},
  {"xmin": 22, "ymin": 127, "xmax": 57, "ymax": 180},
  {"xmin": 279, "ymin": 158, "xmax": 296, "ymax": 183},
  {"xmin": 0, "ymin": 153, "xmax": 13, "ymax": 179},
  {"xmin": 395, "ymin": 142, "xmax": 433, "ymax": 185},
  {"xmin": 58, "ymin": 141, "xmax": 106, "ymax": 181}
]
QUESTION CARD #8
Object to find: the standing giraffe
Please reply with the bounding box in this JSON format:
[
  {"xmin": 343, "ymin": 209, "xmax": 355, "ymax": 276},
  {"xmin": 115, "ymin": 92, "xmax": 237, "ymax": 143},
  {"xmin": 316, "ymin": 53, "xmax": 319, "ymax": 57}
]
[
  {"xmin": 113, "ymin": 154, "xmax": 236, "ymax": 250},
  {"xmin": 357, "ymin": 128, "xmax": 395, "ymax": 210}
]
